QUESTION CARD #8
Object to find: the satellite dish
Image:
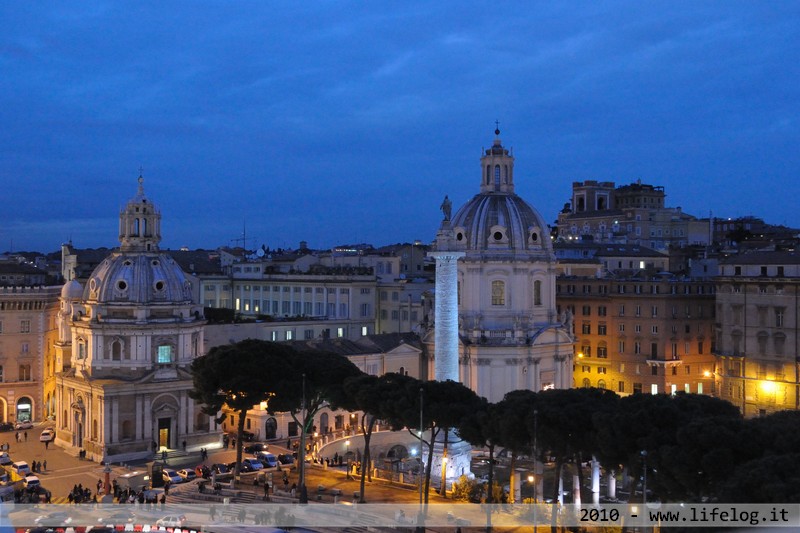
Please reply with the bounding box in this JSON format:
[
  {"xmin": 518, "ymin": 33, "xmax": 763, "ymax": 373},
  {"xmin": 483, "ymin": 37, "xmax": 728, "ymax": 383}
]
[{"xmin": 256, "ymin": 249, "xmax": 265, "ymax": 257}]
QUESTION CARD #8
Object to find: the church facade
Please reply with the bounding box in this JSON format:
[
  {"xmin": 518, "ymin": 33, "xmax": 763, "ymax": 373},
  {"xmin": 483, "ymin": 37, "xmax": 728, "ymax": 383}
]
[
  {"xmin": 427, "ymin": 131, "xmax": 575, "ymax": 402},
  {"xmin": 54, "ymin": 177, "xmax": 220, "ymax": 462}
]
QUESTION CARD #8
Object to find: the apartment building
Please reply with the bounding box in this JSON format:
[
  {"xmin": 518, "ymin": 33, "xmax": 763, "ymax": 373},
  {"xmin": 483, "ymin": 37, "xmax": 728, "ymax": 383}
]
[
  {"xmin": 715, "ymin": 251, "xmax": 800, "ymax": 416},
  {"xmin": 557, "ymin": 275, "xmax": 716, "ymax": 396}
]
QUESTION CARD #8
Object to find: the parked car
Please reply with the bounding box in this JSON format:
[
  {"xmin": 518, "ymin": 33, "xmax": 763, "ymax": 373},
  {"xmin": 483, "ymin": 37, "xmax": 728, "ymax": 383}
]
[
  {"xmin": 0, "ymin": 422, "xmax": 14, "ymax": 432},
  {"xmin": 155, "ymin": 515, "xmax": 186, "ymax": 528},
  {"xmin": 11, "ymin": 461, "xmax": 31, "ymax": 476},
  {"xmin": 162, "ymin": 469, "xmax": 183, "ymax": 484},
  {"xmin": 177, "ymin": 469, "xmax": 196, "ymax": 482},
  {"xmin": 14, "ymin": 420, "xmax": 33, "ymax": 430},
  {"xmin": 210, "ymin": 463, "xmax": 231, "ymax": 478},
  {"xmin": 23, "ymin": 475, "xmax": 40, "ymax": 489},
  {"xmin": 97, "ymin": 510, "xmax": 136, "ymax": 524},
  {"xmin": 244, "ymin": 442, "xmax": 269, "ymax": 454},
  {"xmin": 39, "ymin": 429, "xmax": 54, "ymax": 442},
  {"xmin": 34, "ymin": 511, "xmax": 74, "ymax": 526},
  {"xmin": 0, "ymin": 452, "xmax": 12, "ymax": 466},
  {"xmin": 257, "ymin": 453, "xmax": 279, "ymax": 468},
  {"xmin": 277, "ymin": 454, "xmax": 295, "ymax": 468}
]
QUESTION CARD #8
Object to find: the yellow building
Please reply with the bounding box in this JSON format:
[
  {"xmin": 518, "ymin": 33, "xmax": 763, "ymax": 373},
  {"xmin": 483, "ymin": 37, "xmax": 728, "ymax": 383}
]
[
  {"xmin": 557, "ymin": 275, "xmax": 716, "ymax": 395},
  {"xmin": 715, "ymin": 252, "xmax": 800, "ymax": 416}
]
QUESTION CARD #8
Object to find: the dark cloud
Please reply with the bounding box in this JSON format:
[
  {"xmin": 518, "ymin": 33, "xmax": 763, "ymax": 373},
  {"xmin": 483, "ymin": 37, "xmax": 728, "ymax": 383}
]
[{"xmin": 1, "ymin": 1, "xmax": 798, "ymax": 252}]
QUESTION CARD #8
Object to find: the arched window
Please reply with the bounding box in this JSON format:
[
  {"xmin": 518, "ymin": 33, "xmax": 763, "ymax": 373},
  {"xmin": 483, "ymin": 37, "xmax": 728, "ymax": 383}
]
[
  {"xmin": 134, "ymin": 219, "xmax": 140, "ymax": 236},
  {"xmin": 534, "ymin": 280, "xmax": 542, "ymax": 306},
  {"xmin": 142, "ymin": 218, "xmax": 147, "ymax": 236},
  {"xmin": 582, "ymin": 378, "xmax": 591, "ymax": 388},
  {"xmin": 597, "ymin": 379, "xmax": 606, "ymax": 389},
  {"xmin": 111, "ymin": 340, "xmax": 121, "ymax": 361},
  {"xmin": 494, "ymin": 165, "xmax": 501, "ymax": 186},
  {"xmin": 491, "ymin": 280, "xmax": 505, "ymax": 306},
  {"xmin": 486, "ymin": 165, "xmax": 491, "ymax": 184}
]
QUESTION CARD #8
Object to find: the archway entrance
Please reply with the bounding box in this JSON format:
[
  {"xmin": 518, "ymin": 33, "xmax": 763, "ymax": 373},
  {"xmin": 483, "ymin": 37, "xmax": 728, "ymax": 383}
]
[
  {"xmin": 158, "ymin": 417, "xmax": 171, "ymax": 449},
  {"xmin": 16, "ymin": 397, "xmax": 32, "ymax": 422},
  {"xmin": 265, "ymin": 417, "xmax": 277, "ymax": 440}
]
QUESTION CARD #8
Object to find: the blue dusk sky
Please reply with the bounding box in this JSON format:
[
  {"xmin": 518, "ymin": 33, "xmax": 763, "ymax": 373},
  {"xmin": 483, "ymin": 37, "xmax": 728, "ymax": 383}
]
[{"xmin": 1, "ymin": 2, "xmax": 798, "ymax": 254}]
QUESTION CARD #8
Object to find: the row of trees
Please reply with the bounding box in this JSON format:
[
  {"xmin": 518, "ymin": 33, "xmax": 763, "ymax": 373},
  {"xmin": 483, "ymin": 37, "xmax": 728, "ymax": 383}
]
[{"xmin": 190, "ymin": 339, "xmax": 800, "ymax": 504}]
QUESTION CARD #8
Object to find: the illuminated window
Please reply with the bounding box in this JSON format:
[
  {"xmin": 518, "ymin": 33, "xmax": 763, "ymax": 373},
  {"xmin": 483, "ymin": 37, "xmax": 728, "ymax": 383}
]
[
  {"xmin": 491, "ymin": 281, "xmax": 505, "ymax": 306},
  {"xmin": 157, "ymin": 345, "xmax": 174, "ymax": 364}
]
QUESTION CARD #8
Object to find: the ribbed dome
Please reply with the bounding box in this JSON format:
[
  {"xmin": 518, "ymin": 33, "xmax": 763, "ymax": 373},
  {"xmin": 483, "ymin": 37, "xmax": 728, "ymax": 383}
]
[
  {"xmin": 61, "ymin": 279, "xmax": 84, "ymax": 300},
  {"xmin": 85, "ymin": 252, "xmax": 192, "ymax": 305},
  {"xmin": 450, "ymin": 193, "xmax": 551, "ymax": 253}
]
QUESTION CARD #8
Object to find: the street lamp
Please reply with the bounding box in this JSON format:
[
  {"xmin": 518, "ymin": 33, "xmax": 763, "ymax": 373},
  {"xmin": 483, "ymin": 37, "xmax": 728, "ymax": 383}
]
[
  {"xmin": 345, "ymin": 440, "xmax": 351, "ymax": 479},
  {"xmin": 641, "ymin": 450, "xmax": 648, "ymax": 506}
]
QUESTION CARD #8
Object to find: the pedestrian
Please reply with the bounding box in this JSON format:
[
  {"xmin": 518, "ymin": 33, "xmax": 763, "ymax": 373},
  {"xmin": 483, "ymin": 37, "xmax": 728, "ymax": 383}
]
[
  {"xmin": 44, "ymin": 440, "xmax": 49, "ymax": 450},
  {"xmin": 161, "ymin": 449, "xmax": 167, "ymax": 462},
  {"xmin": 97, "ymin": 479, "xmax": 103, "ymax": 494},
  {"xmin": 263, "ymin": 481, "xmax": 270, "ymax": 501},
  {"xmin": 164, "ymin": 480, "xmax": 170, "ymax": 495},
  {"xmin": 43, "ymin": 460, "xmax": 47, "ymax": 472},
  {"xmin": 24, "ymin": 431, "xmax": 27, "ymax": 442},
  {"xmin": 210, "ymin": 505, "xmax": 217, "ymax": 521},
  {"xmin": 4, "ymin": 442, "xmax": 8, "ymax": 451},
  {"xmin": 182, "ymin": 440, "xmax": 187, "ymax": 451},
  {"xmin": 160, "ymin": 493, "xmax": 166, "ymax": 510},
  {"xmin": 286, "ymin": 438, "xmax": 291, "ymax": 449},
  {"xmin": 231, "ymin": 437, "xmax": 236, "ymax": 449},
  {"xmin": 15, "ymin": 432, "xmax": 19, "ymax": 443},
  {"xmin": 238, "ymin": 508, "xmax": 246, "ymax": 523}
]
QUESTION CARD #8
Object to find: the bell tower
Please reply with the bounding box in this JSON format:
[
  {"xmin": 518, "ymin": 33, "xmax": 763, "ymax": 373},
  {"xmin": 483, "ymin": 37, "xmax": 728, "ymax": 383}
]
[
  {"xmin": 480, "ymin": 126, "xmax": 515, "ymax": 194},
  {"xmin": 119, "ymin": 174, "xmax": 162, "ymax": 252}
]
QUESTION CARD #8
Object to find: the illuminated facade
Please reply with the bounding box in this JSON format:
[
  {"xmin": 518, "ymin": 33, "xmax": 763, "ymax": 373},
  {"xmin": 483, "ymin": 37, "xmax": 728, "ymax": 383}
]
[
  {"xmin": 715, "ymin": 252, "xmax": 800, "ymax": 416},
  {"xmin": 557, "ymin": 276, "xmax": 716, "ymax": 395},
  {"xmin": 428, "ymin": 131, "xmax": 574, "ymax": 402},
  {"xmin": 54, "ymin": 177, "xmax": 219, "ymax": 462},
  {"xmin": 0, "ymin": 286, "xmax": 59, "ymax": 424}
]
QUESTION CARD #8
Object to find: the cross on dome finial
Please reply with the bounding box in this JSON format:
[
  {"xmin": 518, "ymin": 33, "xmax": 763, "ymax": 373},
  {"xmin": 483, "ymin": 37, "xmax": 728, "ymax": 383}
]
[{"xmin": 495, "ymin": 120, "xmax": 500, "ymax": 136}]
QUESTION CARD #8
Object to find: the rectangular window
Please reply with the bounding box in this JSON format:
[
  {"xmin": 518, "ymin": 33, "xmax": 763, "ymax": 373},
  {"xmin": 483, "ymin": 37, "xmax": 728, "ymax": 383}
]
[
  {"xmin": 360, "ymin": 288, "xmax": 371, "ymax": 294},
  {"xmin": 618, "ymin": 324, "xmax": 625, "ymax": 333},
  {"xmin": 361, "ymin": 326, "xmax": 368, "ymax": 336},
  {"xmin": 635, "ymin": 305, "xmax": 641, "ymax": 317},
  {"xmin": 634, "ymin": 342, "xmax": 641, "ymax": 354},
  {"xmin": 19, "ymin": 364, "xmax": 31, "ymax": 381},
  {"xmin": 391, "ymin": 310, "xmax": 399, "ymax": 319},
  {"xmin": 20, "ymin": 320, "xmax": 30, "ymax": 334},
  {"xmin": 633, "ymin": 382, "xmax": 642, "ymax": 394},
  {"xmin": 618, "ymin": 305, "xmax": 625, "ymax": 316},
  {"xmin": 776, "ymin": 309, "xmax": 785, "ymax": 327},
  {"xmin": 597, "ymin": 367, "xmax": 607, "ymax": 374},
  {"xmin": 651, "ymin": 366, "xmax": 659, "ymax": 376},
  {"xmin": 304, "ymin": 329, "xmax": 314, "ymax": 340},
  {"xmin": 0, "ymin": 321, "xmax": 3, "ymax": 334},
  {"xmin": 598, "ymin": 306, "xmax": 607, "ymax": 316},
  {"xmin": 582, "ymin": 323, "xmax": 591, "ymax": 334},
  {"xmin": 651, "ymin": 305, "xmax": 658, "ymax": 317},
  {"xmin": 582, "ymin": 305, "xmax": 591, "ymax": 316},
  {"xmin": 157, "ymin": 345, "xmax": 174, "ymax": 364},
  {"xmin": 651, "ymin": 325, "xmax": 658, "ymax": 334},
  {"xmin": 618, "ymin": 381, "xmax": 625, "ymax": 393},
  {"xmin": 491, "ymin": 281, "xmax": 505, "ymax": 306},
  {"xmin": 380, "ymin": 291, "xmax": 388, "ymax": 301},
  {"xmin": 635, "ymin": 324, "xmax": 642, "ymax": 333},
  {"xmin": 21, "ymin": 343, "xmax": 29, "ymax": 354},
  {"xmin": 618, "ymin": 340, "xmax": 625, "ymax": 353},
  {"xmin": 337, "ymin": 327, "xmax": 344, "ymax": 338},
  {"xmin": 391, "ymin": 292, "xmax": 399, "ymax": 301},
  {"xmin": 285, "ymin": 331, "xmax": 293, "ymax": 341},
  {"xmin": 360, "ymin": 303, "xmax": 370, "ymax": 317},
  {"xmin": 598, "ymin": 324, "xmax": 607, "ymax": 335},
  {"xmin": 597, "ymin": 346, "xmax": 607, "ymax": 358}
]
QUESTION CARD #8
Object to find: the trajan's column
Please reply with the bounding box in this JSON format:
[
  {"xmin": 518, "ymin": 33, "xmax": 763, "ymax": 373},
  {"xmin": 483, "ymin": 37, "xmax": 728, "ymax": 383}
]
[
  {"xmin": 426, "ymin": 196, "xmax": 470, "ymax": 489},
  {"xmin": 429, "ymin": 196, "xmax": 465, "ymax": 380}
]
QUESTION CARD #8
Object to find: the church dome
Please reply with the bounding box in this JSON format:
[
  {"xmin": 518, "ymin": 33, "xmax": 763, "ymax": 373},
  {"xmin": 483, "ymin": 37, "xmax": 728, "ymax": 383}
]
[
  {"xmin": 85, "ymin": 252, "xmax": 192, "ymax": 305},
  {"xmin": 83, "ymin": 175, "xmax": 193, "ymax": 305},
  {"xmin": 445, "ymin": 130, "xmax": 552, "ymax": 255},
  {"xmin": 61, "ymin": 279, "xmax": 84, "ymax": 300},
  {"xmin": 451, "ymin": 193, "xmax": 551, "ymax": 253}
]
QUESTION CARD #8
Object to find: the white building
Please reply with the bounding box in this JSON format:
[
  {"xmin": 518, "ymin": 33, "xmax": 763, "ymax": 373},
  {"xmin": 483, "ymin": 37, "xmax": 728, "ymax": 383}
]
[
  {"xmin": 54, "ymin": 177, "xmax": 220, "ymax": 462},
  {"xmin": 427, "ymin": 130, "xmax": 575, "ymax": 402}
]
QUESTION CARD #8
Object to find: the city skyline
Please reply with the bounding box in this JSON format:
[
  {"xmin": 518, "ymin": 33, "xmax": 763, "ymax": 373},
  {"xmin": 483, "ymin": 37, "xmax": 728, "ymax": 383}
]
[{"xmin": 2, "ymin": 2, "xmax": 798, "ymax": 253}]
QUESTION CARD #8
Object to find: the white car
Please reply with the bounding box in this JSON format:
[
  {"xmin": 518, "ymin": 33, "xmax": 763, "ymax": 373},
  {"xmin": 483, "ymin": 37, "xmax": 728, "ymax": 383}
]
[
  {"xmin": 39, "ymin": 429, "xmax": 55, "ymax": 442},
  {"xmin": 14, "ymin": 420, "xmax": 33, "ymax": 430},
  {"xmin": 0, "ymin": 452, "xmax": 12, "ymax": 466},
  {"xmin": 162, "ymin": 469, "xmax": 182, "ymax": 484},
  {"xmin": 155, "ymin": 514, "xmax": 186, "ymax": 528},
  {"xmin": 176, "ymin": 469, "xmax": 196, "ymax": 482},
  {"xmin": 23, "ymin": 475, "xmax": 40, "ymax": 488}
]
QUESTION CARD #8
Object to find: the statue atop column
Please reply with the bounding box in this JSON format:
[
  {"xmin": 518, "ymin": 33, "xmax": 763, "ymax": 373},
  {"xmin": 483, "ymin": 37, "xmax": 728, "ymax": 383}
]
[{"xmin": 440, "ymin": 195, "xmax": 452, "ymax": 221}]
